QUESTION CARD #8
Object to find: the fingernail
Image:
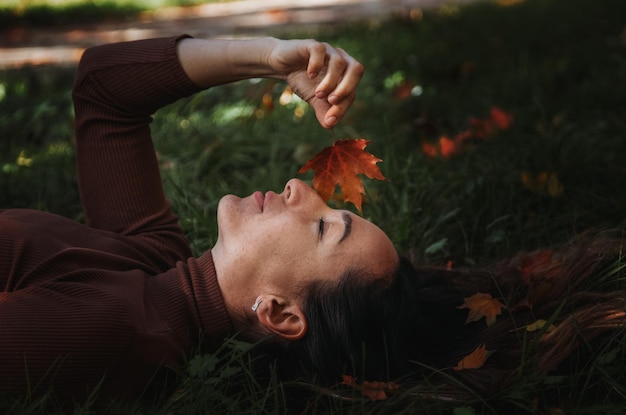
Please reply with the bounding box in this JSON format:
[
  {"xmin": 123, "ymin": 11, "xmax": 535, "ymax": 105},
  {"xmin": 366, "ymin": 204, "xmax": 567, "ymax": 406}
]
[
  {"xmin": 316, "ymin": 91, "xmax": 327, "ymax": 99},
  {"xmin": 328, "ymin": 95, "xmax": 339, "ymax": 104},
  {"xmin": 325, "ymin": 116, "xmax": 337, "ymax": 127},
  {"xmin": 309, "ymin": 71, "xmax": 318, "ymax": 79}
]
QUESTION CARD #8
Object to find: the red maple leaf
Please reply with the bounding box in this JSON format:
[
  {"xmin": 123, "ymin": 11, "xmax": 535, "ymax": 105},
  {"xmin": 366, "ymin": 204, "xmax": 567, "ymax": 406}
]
[
  {"xmin": 470, "ymin": 106, "xmax": 514, "ymax": 138},
  {"xmin": 489, "ymin": 106, "xmax": 514, "ymax": 130},
  {"xmin": 298, "ymin": 138, "xmax": 385, "ymax": 212},
  {"xmin": 457, "ymin": 292, "xmax": 505, "ymax": 326},
  {"xmin": 422, "ymin": 141, "xmax": 438, "ymax": 158},
  {"xmin": 421, "ymin": 107, "xmax": 514, "ymax": 158},
  {"xmin": 454, "ymin": 344, "xmax": 492, "ymax": 370},
  {"xmin": 439, "ymin": 136, "xmax": 460, "ymax": 157}
]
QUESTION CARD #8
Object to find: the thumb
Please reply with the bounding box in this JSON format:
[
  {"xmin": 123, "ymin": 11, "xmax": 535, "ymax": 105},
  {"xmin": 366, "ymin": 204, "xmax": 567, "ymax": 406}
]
[{"xmin": 308, "ymin": 97, "xmax": 335, "ymax": 129}]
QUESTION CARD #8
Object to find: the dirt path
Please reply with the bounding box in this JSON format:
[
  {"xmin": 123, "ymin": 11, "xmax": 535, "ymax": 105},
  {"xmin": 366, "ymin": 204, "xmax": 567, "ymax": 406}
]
[{"xmin": 0, "ymin": 0, "xmax": 471, "ymax": 68}]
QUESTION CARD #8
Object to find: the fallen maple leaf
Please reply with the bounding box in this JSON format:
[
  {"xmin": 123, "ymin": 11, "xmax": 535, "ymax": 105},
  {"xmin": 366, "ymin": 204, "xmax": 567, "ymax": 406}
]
[
  {"xmin": 342, "ymin": 375, "xmax": 399, "ymax": 401},
  {"xmin": 421, "ymin": 107, "xmax": 513, "ymax": 158},
  {"xmin": 439, "ymin": 136, "xmax": 459, "ymax": 157},
  {"xmin": 298, "ymin": 138, "xmax": 385, "ymax": 212},
  {"xmin": 454, "ymin": 344, "xmax": 491, "ymax": 370},
  {"xmin": 422, "ymin": 141, "xmax": 438, "ymax": 158},
  {"xmin": 458, "ymin": 293, "xmax": 505, "ymax": 326},
  {"xmin": 489, "ymin": 106, "xmax": 514, "ymax": 130},
  {"xmin": 470, "ymin": 106, "xmax": 514, "ymax": 137}
]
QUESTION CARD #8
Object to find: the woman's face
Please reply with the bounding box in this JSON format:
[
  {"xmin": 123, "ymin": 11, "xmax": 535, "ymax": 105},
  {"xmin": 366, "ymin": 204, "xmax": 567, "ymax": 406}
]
[{"xmin": 213, "ymin": 178, "xmax": 398, "ymax": 295}]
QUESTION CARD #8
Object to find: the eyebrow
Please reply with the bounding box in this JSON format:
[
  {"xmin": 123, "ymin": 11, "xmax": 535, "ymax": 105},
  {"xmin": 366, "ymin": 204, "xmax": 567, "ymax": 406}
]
[{"xmin": 338, "ymin": 212, "xmax": 352, "ymax": 244}]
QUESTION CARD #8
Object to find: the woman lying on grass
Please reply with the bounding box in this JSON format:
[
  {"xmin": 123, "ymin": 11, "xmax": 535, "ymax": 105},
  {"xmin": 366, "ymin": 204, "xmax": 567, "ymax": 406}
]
[
  {"xmin": 1, "ymin": 34, "xmax": 624, "ymax": 408},
  {"xmin": 0, "ymin": 34, "xmax": 396, "ymax": 402}
]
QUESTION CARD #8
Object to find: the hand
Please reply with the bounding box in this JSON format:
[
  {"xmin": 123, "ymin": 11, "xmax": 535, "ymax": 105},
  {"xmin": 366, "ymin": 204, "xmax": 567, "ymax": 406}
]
[
  {"xmin": 177, "ymin": 37, "xmax": 364, "ymax": 129},
  {"xmin": 267, "ymin": 39, "xmax": 364, "ymax": 129}
]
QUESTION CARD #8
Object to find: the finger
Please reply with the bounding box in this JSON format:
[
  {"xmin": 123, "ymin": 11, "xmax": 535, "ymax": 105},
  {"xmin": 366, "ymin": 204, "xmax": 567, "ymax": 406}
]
[
  {"xmin": 316, "ymin": 49, "xmax": 363, "ymax": 106},
  {"xmin": 309, "ymin": 92, "xmax": 356, "ymax": 129},
  {"xmin": 325, "ymin": 92, "xmax": 357, "ymax": 127},
  {"xmin": 308, "ymin": 96, "xmax": 332, "ymax": 129},
  {"xmin": 327, "ymin": 49, "xmax": 364, "ymax": 105},
  {"xmin": 306, "ymin": 41, "xmax": 327, "ymax": 80},
  {"xmin": 314, "ymin": 45, "xmax": 348, "ymax": 99}
]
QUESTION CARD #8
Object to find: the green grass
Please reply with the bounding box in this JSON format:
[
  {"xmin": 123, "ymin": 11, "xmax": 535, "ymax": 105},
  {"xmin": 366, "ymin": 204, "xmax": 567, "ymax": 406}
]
[{"xmin": 1, "ymin": 0, "xmax": 626, "ymax": 412}]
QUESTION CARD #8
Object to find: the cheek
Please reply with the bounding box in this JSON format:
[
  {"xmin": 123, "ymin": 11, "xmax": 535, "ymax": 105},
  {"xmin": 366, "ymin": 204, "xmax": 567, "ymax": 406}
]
[
  {"xmin": 257, "ymin": 220, "xmax": 314, "ymax": 272},
  {"xmin": 217, "ymin": 204, "xmax": 320, "ymax": 274}
]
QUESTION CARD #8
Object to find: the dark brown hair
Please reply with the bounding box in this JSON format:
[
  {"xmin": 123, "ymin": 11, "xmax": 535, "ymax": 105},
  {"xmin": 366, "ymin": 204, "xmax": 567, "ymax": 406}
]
[{"xmin": 285, "ymin": 231, "xmax": 626, "ymax": 396}]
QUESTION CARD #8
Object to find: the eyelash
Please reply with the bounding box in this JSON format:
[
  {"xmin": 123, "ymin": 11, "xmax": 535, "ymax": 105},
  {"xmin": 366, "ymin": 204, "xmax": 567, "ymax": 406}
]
[{"xmin": 318, "ymin": 218, "xmax": 325, "ymax": 238}]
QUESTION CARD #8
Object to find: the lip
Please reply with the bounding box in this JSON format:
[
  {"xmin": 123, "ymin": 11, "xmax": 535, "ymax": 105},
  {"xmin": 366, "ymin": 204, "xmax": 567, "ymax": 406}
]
[{"xmin": 253, "ymin": 191, "xmax": 264, "ymax": 212}]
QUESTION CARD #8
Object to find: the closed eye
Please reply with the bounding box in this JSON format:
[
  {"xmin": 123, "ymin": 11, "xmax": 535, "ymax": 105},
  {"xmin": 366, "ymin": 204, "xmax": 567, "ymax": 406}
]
[{"xmin": 318, "ymin": 218, "xmax": 325, "ymax": 239}]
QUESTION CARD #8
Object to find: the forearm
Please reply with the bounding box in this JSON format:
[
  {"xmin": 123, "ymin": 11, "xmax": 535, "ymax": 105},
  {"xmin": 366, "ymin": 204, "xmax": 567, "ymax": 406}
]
[
  {"xmin": 176, "ymin": 36, "xmax": 365, "ymax": 129},
  {"xmin": 177, "ymin": 37, "xmax": 281, "ymax": 88}
]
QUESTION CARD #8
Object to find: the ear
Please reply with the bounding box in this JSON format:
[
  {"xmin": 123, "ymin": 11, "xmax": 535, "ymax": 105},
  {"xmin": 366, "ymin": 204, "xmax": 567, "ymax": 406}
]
[{"xmin": 255, "ymin": 295, "xmax": 307, "ymax": 340}]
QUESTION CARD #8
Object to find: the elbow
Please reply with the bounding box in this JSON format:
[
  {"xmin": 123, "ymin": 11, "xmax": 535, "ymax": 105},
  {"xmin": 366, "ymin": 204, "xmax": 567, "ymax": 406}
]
[{"xmin": 72, "ymin": 45, "xmax": 100, "ymax": 98}]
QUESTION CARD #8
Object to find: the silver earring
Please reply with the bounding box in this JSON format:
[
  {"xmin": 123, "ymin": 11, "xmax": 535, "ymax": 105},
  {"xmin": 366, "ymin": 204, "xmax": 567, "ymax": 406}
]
[{"xmin": 251, "ymin": 298, "xmax": 262, "ymax": 312}]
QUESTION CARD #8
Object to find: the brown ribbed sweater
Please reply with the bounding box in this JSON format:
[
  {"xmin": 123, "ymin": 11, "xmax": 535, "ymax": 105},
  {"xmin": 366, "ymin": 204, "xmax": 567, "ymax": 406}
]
[{"xmin": 0, "ymin": 35, "xmax": 233, "ymax": 401}]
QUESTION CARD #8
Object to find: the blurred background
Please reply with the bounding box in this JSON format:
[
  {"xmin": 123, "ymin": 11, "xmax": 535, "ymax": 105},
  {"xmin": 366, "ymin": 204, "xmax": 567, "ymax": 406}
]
[{"xmin": 1, "ymin": 0, "xmax": 473, "ymax": 68}]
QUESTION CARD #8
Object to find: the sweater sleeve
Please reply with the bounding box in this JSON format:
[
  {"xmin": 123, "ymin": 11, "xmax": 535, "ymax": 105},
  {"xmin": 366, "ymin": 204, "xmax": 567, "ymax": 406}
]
[{"xmin": 72, "ymin": 35, "xmax": 202, "ymax": 265}]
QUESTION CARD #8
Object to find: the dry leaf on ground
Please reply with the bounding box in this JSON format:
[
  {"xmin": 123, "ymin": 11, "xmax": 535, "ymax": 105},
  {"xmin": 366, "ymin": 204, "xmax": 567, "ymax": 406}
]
[
  {"xmin": 454, "ymin": 344, "xmax": 492, "ymax": 370},
  {"xmin": 458, "ymin": 292, "xmax": 505, "ymax": 326}
]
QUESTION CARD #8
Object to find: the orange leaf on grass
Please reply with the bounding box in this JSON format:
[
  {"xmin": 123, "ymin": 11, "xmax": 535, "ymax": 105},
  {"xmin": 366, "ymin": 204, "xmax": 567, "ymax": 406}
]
[
  {"xmin": 422, "ymin": 107, "xmax": 514, "ymax": 158},
  {"xmin": 422, "ymin": 141, "xmax": 438, "ymax": 158},
  {"xmin": 454, "ymin": 344, "xmax": 491, "ymax": 370},
  {"xmin": 298, "ymin": 139, "xmax": 385, "ymax": 212},
  {"xmin": 470, "ymin": 106, "xmax": 514, "ymax": 137},
  {"xmin": 439, "ymin": 136, "xmax": 459, "ymax": 157},
  {"xmin": 489, "ymin": 106, "xmax": 514, "ymax": 130},
  {"xmin": 458, "ymin": 293, "xmax": 505, "ymax": 326},
  {"xmin": 342, "ymin": 375, "xmax": 399, "ymax": 401}
]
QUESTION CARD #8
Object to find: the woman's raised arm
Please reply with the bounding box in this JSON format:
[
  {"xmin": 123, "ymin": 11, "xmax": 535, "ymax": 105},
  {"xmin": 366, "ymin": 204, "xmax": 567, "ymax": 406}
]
[
  {"xmin": 177, "ymin": 37, "xmax": 364, "ymax": 129},
  {"xmin": 72, "ymin": 35, "xmax": 364, "ymax": 262},
  {"xmin": 72, "ymin": 36, "xmax": 200, "ymax": 261}
]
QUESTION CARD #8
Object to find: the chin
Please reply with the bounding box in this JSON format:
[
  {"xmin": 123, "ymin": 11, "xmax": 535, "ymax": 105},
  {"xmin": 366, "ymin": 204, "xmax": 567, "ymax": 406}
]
[
  {"xmin": 217, "ymin": 194, "xmax": 240, "ymax": 210},
  {"xmin": 216, "ymin": 194, "xmax": 236, "ymax": 224},
  {"xmin": 216, "ymin": 193, "xmax": 251, "ymax": 233}
]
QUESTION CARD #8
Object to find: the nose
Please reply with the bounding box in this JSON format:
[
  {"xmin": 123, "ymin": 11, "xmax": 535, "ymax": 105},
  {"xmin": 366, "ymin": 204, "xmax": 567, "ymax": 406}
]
[{"xmin": 283, "ymin": 178, "xmax": 322, "ymax": 207}]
